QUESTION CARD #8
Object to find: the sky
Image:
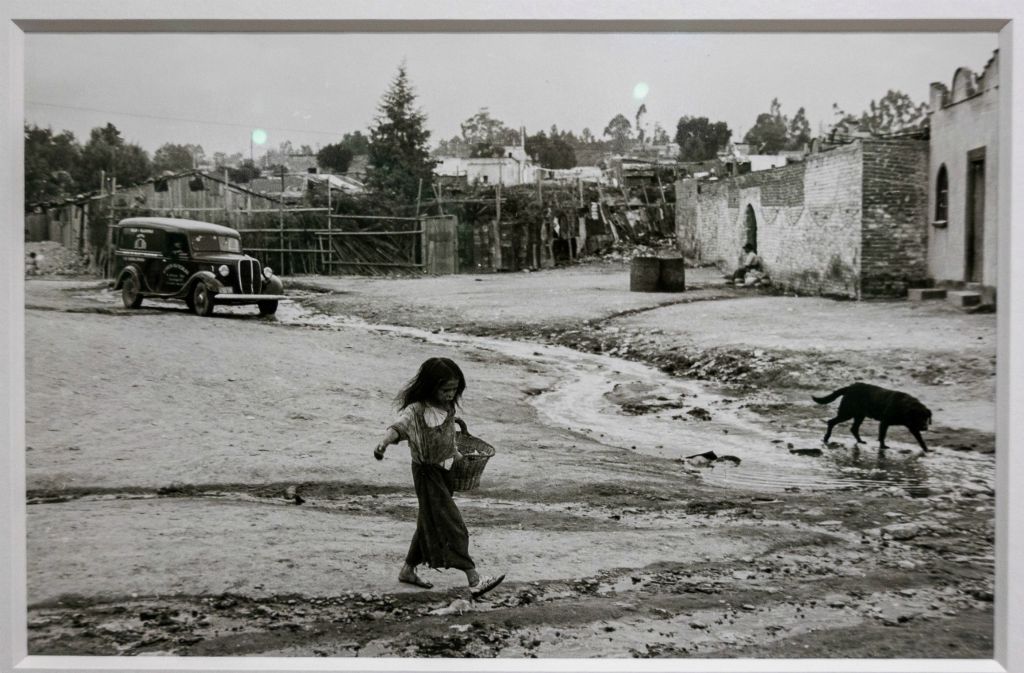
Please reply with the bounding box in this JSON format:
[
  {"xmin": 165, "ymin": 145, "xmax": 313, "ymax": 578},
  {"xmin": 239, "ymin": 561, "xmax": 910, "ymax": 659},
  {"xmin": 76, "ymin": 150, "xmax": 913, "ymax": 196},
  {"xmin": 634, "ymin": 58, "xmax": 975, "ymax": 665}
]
[{"xmin": 25, "ymin": 31, "xmax": 999, "ymax": 160}]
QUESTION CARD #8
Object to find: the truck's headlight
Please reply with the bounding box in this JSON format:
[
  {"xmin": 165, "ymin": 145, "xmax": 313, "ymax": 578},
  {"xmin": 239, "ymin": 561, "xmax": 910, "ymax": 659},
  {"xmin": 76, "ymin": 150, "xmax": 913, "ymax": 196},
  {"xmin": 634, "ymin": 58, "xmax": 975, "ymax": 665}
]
[
  {"xmin": 218, "ymin": 265, "xmax": 230, "ymax": 277},
  {"xmin": 263, "ymin": 267, "xmax": 273, "ymax": 278}
]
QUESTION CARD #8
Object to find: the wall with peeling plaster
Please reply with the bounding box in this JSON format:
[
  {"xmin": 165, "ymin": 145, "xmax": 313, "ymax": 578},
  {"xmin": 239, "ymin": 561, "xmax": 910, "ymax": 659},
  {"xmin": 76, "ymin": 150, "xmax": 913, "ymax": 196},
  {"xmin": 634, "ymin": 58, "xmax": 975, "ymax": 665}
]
[{"xmin": 675, "ymin": 139, "xmax": 929, "ymax": 299}]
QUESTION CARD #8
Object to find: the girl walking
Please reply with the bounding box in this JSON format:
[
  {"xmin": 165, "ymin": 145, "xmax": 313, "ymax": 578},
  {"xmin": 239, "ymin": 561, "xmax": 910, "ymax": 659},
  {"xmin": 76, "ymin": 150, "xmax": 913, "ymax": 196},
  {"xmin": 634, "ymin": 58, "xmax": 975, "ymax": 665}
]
[{"xmin": 373, "ymin": 357, "xmax": 504, "ymax": 598}]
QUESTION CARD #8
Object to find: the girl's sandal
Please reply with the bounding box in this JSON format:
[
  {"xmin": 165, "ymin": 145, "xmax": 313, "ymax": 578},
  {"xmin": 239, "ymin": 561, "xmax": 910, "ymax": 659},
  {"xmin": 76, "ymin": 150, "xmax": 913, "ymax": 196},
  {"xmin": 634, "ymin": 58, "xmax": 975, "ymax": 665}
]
[
  {"xmin": 469, "ymin": 574, "xmax": 505, "ymax": 599},
  {"xmin": 399, "ymin": 572, "xmax": 434, "ymax": 589}
]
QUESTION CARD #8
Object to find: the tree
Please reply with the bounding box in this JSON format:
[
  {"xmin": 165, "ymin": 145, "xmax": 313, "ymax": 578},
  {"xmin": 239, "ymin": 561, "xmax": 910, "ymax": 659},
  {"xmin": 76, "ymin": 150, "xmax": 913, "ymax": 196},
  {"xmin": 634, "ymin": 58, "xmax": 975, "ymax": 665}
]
[
  {"xmin": 828, "ymin": 90, "xmax": 928, "ymax": 140},
  {"xmin": 603, "ymin": 113, "xmax": 633, "ymax": 154},
  {"xmin": 316, "ymin": 142, "xmax": 355, "ymax": 173},
  {"xmin": 674, "ymin": 116, "xmax": 732, "ymax": 162},
  {"xmin": 525, "ymin": 131, "xmax": 576, "ymax": 169},
  {"xmin": 580, "ymin": 127, "xmax": 596, "ymax": 144},
  {"xmin": 152, "ymin": 143, "xmax": 204, "ymax": 173},
  {"xmin": 212, "ymin": 151, "xmax": 244, "ymax": 170},
  {"xmin": 76, "ymin": 123, "xmax": 152, "ymax": 189},
  {"xmin": 634, "ymin": 104, "xmax": 648, "ymax": 145},
  {"xmin": 227, "ymin": 159, "xmax": 261, "ymax": 184},
  {"xmin": 652, "ymin": 123, "xmax": 670, "ymax": 146},
  {"xmin": 339, "ymin": 131, "xmax": 370, "ymax": 155},
  {"xmin": 460, "ymin": 108, "xmax": 519, "ymax": 158},
  {"xmin": 365, "ymin": 62, "xmax": 435, "ymax": 202},
  {"xmin": 859, "ymin": 90, "xmax": 929, "ymax": 136},
  {"xmin": 743, "ymin": 99, "xmax": 789, "ymax": 154},
  {"xmin": 787, "ymin": 107, "xmax": 812, "ymax": 150},
  {"xmin": 461, "ymin": 108, "xmax": 507, "ymax": 144},
  {"xmin": 24, "ymin": 124, "xmax": 82, "ymax": 203}
]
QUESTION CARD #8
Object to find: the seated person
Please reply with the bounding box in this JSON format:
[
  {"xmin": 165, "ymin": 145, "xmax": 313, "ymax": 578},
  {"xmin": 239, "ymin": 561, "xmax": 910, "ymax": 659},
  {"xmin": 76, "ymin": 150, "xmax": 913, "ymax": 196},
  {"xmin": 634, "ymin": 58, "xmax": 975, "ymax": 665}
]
[
  {"xmin": 25, "ymin": 251, "xmax": 40, "ymax": 276},
  {"xmin": 732, "ymin": 243, "xmax": 762, "ymax": 283}
]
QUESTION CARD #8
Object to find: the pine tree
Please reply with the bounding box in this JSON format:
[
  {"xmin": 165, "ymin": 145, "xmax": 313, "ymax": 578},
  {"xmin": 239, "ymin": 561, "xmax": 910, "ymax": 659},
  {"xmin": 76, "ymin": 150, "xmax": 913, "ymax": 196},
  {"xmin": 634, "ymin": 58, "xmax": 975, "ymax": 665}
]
[{"xmin": 365, "ymin": 63, "xmax": 434, "ymax": 203}]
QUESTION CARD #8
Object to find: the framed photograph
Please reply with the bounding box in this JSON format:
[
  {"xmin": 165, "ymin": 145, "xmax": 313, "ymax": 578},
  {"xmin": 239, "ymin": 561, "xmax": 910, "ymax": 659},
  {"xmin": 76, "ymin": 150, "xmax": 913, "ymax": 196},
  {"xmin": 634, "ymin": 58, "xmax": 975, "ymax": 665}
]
[{"xmin": 2, "ymin": 2, "xmax": 1021, "ymax": 672}]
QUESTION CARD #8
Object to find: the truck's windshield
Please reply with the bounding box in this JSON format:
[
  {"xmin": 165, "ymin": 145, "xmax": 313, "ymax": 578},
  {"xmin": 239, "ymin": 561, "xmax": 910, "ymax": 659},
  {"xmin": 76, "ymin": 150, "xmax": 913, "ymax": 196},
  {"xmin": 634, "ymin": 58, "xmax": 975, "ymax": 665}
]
[{"xmin": 190, "ymin": 233, "xmax": 242, "ymax": 253}]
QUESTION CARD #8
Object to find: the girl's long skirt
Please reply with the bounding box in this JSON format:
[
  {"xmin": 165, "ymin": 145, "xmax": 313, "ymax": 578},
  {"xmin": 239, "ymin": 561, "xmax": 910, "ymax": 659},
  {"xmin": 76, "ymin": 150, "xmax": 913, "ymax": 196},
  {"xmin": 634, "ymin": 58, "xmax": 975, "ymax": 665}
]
[{"xmin": 405, "ymin": 462, "xmax": 476, "ymax": 571}]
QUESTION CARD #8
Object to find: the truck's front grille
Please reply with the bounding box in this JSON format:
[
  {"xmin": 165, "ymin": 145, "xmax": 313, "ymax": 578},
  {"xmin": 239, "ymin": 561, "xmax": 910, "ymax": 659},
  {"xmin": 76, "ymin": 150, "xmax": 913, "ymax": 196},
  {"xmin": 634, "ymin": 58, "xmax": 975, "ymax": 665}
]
[{"xmin": 238, "ymin": 259, "xmax": 261, "ymax": 294}]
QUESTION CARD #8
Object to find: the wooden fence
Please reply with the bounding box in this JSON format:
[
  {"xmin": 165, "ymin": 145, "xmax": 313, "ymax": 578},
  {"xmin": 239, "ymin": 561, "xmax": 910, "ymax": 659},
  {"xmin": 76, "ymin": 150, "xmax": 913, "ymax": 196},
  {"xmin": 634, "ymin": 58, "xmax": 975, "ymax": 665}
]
[{"xmin": 91, "ymin": 206, "xmax": 458, "ymax": 278}]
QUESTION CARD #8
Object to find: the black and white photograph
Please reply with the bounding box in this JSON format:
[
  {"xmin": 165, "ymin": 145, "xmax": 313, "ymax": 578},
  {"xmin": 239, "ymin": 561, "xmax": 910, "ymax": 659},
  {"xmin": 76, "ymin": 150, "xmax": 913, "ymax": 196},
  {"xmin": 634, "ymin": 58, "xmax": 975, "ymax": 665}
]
[{"xmin": 3, "ymin": 3, "xmax": 1023, "ymax": 670}]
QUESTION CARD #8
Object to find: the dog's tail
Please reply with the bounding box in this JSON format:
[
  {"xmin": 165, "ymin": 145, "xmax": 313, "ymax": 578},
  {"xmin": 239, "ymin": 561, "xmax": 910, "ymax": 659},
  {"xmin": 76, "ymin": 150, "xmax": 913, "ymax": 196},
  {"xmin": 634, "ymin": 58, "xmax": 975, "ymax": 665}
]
[{"xmin": 812, "ymin": 386, "xmax": 849, "ymax": 405}]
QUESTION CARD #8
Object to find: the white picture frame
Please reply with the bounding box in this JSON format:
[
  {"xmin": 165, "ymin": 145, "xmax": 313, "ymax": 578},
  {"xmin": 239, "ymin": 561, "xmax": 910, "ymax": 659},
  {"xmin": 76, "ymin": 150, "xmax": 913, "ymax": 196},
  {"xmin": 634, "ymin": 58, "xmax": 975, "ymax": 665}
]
[{"xmin": 1, "ymin": 2, "xmax": 1021, "ymax": 672}]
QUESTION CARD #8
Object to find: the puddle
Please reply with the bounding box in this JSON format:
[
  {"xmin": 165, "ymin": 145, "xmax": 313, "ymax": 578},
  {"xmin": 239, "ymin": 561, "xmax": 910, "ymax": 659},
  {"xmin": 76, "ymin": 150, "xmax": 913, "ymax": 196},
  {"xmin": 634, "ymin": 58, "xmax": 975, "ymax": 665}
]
[
  {"xmin": 72, "ymin": 288, "xmax": 995, "ymax": 496},
  {"xmin": 281, "ymin": 300, "xmax": 994, "ymax": 496}
]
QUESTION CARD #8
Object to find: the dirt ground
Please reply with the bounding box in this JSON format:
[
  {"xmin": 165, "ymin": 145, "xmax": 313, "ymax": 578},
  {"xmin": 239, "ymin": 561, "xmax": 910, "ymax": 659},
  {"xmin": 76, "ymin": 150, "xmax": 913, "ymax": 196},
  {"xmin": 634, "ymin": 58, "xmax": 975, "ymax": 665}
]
[{"xmin": 23, "ymin": 261, "xmax": 996, "ymax": 659}]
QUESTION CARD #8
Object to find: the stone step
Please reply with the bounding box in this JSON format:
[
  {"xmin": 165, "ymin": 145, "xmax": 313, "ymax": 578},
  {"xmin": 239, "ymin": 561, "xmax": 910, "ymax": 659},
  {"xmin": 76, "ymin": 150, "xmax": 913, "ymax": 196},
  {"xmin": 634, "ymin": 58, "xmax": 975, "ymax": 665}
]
[
  {"xmin": 947, "ymin": 290, "xmax": 982, "ymax": 308},
  {"xmin": 907, "ymin": 288, "xmax": 947, "ymax": 301}
]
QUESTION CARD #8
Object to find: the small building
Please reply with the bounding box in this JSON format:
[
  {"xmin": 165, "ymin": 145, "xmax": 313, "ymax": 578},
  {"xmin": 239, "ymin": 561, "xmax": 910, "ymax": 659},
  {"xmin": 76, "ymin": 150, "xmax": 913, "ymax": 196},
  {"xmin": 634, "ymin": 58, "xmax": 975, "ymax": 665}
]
[
  {"xmin": 927, "ymin": 50, "xmax": 999, "ymax": 297},
  {"xmin": 676, "ymin": 138, "xmax": 929, "ymax": 299},
  {"xmin": 540, "ymin": 166, "xmax": 604, "ymax": 183},
  {"xmin": 606, "ymin": 156, "xmax": 680, "ymax": 188},
  {"xmin": 720, "ymin": 142, "xmax": 805, "ymax": 176},
  {"xmin": 434, "ymin": 144, "xmax": 537, "ymax": 186}
]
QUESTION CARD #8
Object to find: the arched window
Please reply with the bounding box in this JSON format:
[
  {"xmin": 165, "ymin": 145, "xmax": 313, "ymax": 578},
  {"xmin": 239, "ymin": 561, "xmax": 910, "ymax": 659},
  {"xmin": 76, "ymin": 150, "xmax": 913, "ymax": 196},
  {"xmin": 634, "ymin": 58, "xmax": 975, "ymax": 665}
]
[{"xmin": 935, "ymin": 164, "xmax": 949, "ymax": 223}]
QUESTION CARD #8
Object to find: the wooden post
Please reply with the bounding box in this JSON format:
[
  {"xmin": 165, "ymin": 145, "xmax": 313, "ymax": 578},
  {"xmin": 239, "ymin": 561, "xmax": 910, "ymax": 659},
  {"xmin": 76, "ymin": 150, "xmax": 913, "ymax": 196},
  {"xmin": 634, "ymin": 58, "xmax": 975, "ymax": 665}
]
[
  {"xmin": 432, "ymin": 183, "xmax": 445, "ymax": 217},
  {"xmin": 655, "ymin": 172, "xmax": 668, "ymax": 234},
  {"xmin": 325, "ymin": 178, "xmax": 332, "ymax": 273},
  {"xmin": 597, "ymin": 184, "xmax": 619, "ymax": 244},
  {"xmin": 224, "ymin": 168, "xmax": 231, "ymax": 226},
  {"xmin": 279, "ymin": 170, "xmax": 285, "ymax": 274},
  {"xmin": 415, "ymin": 178, "xmax": 424, "ymax": 272},
  {"xmin": 493, "ymin": 180, "xmax": 503, "ymax": 270}
]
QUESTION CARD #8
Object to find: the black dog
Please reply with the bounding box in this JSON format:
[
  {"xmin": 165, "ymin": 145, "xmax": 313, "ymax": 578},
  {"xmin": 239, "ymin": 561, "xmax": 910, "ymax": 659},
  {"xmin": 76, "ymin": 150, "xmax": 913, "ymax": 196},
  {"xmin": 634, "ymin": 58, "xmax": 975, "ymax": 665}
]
[{"xmin": 812, "ymin": 382, "xmax": 932, "ymax": 452}]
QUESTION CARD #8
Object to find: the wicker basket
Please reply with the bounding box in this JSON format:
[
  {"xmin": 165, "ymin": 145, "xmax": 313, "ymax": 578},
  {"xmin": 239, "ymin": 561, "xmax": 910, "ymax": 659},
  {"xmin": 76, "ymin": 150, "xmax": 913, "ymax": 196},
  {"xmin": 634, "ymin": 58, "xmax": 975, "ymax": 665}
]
[{"xmin": 450, "ymin": 418, "xmax": 495, "ymax": 492}]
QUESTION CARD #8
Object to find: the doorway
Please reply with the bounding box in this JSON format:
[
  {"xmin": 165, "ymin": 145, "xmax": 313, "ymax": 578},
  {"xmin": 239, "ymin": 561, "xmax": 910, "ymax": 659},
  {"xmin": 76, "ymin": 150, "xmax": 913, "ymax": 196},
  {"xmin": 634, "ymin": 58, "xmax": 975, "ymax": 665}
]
[
  {"xmin": 744, "ymin": 205, "xmax": 758, "ymax": 251},
  {"xmin": 965, "ymin": 148, "xmax": 985, "ymax": 283}
]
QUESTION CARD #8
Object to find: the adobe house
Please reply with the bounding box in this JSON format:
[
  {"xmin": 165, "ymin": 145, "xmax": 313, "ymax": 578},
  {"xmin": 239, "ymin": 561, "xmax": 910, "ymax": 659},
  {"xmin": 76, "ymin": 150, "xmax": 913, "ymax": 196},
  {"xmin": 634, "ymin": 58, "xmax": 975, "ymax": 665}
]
[
  {"xmin": 675, "ymin": 137, "xmax": 929, "ymax": 299},
  {"xmin": 434, "ymin": 144, "xmax": 538, "ymax": 186},
  {"xmin": 927, "ymin": 50, "xmax": 1000, "ymax": 301}
]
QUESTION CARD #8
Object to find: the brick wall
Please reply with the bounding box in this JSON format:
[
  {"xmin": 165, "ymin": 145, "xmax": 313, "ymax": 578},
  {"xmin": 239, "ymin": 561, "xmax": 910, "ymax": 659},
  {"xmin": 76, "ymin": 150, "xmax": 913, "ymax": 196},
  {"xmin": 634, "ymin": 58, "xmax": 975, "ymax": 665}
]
[
  {"xmin": 860, "ymin": 140, "xmax": 930, "ymax": 296},
  {"xmin": 676, "ymin": 143, "xmax": 863, "ymax": 297}
]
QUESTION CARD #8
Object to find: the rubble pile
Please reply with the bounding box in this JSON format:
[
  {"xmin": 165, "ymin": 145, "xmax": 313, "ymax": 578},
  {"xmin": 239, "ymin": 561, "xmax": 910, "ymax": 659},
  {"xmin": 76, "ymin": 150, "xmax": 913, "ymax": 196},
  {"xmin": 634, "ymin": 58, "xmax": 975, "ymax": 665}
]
[
  {"xmin": 25, "ymin": 241, "xmax": 92, "ymax": 276},
  {"xmin": 582, "ymin": 237, "xmax": 684, "ymax": 265}
]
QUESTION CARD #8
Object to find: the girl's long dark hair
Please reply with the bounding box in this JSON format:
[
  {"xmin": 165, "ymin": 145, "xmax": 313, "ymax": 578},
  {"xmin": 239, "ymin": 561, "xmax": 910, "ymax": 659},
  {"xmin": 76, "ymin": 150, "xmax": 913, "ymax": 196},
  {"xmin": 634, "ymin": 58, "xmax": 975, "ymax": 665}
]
[{"xmin": 396, "ymin": 357, "xmax": 466, "ymax": 410}]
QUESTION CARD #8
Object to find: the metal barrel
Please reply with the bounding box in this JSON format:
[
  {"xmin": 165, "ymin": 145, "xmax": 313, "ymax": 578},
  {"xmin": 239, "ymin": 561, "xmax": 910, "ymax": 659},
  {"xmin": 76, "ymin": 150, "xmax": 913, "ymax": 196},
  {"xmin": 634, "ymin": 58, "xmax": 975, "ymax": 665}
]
[
  {"xmin": 659, "ymin": 257, "xmax": 687, "ymax": 292},
  {"xmin": 630, "ymin": 257, "xmax": 661, "ymax": 292}
]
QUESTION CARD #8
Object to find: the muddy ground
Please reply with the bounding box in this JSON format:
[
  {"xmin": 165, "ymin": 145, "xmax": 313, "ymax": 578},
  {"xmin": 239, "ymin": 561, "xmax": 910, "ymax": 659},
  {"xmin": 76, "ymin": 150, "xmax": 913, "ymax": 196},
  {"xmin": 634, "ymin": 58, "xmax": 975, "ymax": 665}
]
[{"xmin": 23, "ymin": 262, "xmax": 996, "ymax": 659}]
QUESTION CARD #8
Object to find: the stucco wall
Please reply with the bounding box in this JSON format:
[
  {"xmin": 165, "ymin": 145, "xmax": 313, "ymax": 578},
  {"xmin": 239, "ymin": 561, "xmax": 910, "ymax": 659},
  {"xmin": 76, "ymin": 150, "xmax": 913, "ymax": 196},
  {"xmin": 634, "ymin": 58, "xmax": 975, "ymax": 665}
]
[
  {"xmin": 676, "ymin": 142, "xmax": 864, "ymax": 297},
  {"xmin": 435, "ymin": 157, "xmax": 533, "ymax": 186},
  {"xmin": 927, "ymin": 58, "xmax": 999, "ymax": 287}
]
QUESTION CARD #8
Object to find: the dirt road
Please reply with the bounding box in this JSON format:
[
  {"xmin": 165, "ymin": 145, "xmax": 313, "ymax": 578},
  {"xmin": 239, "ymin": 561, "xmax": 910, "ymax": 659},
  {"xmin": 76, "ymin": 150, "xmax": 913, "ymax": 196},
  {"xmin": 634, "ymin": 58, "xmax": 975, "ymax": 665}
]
[{"xmin": 24, "ymin": 264, "xmax": 995, "ymax": 658}]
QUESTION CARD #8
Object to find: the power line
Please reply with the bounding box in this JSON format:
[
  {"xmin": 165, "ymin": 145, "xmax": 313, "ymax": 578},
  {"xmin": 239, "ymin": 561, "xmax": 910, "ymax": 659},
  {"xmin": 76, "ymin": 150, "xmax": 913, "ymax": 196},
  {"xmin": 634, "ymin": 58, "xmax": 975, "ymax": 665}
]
[{"xmin": 25, "ymin": 100, "xmax": 352, "ymax": 139}]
